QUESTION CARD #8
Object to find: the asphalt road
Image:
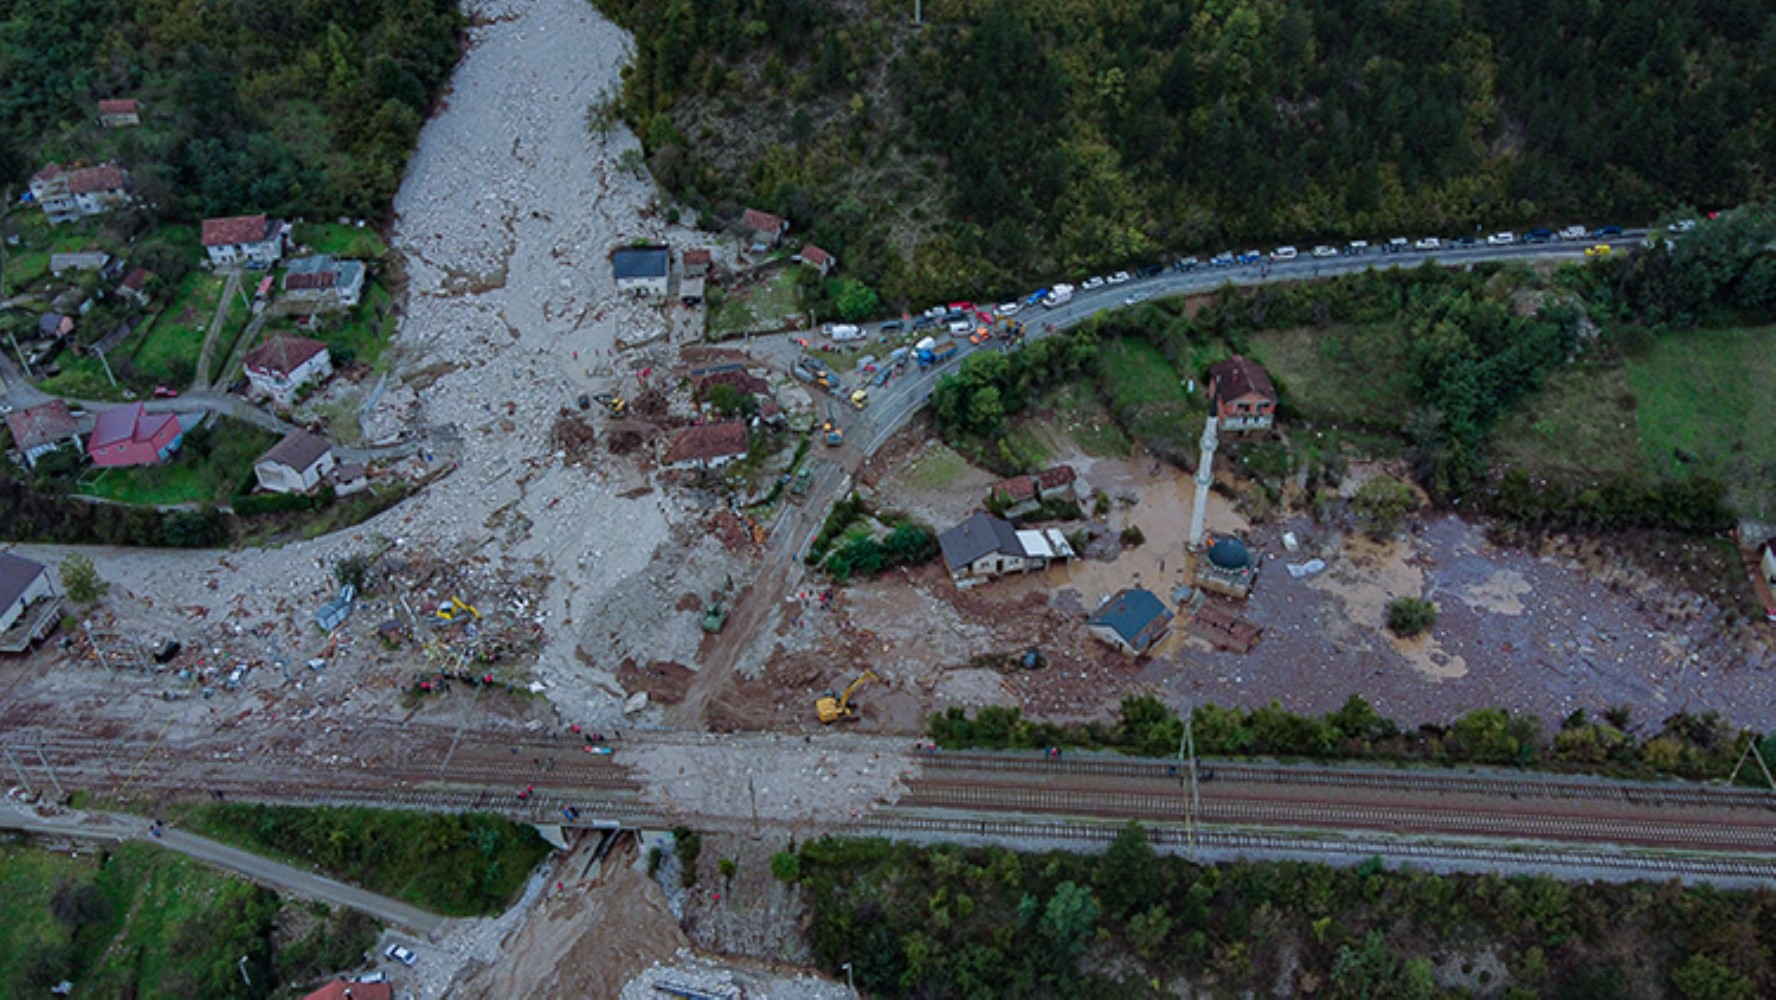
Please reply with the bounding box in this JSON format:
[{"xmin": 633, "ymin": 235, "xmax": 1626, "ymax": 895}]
[
  {"xmin": 849, "ymin": 236, "xmax": 1637, "ymax": 454},
  {"xmin": 0, "ymin": 799, "xmax": 448, "ymax": 935}
]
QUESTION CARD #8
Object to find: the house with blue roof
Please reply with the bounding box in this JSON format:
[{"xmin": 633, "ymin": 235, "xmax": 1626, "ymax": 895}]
[{"xmin": 1086, "ymin": 588, "xmax": 1174, "ymax": 656}]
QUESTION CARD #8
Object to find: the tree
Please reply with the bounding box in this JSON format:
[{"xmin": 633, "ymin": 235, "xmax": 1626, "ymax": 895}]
[
  {"xmin": 1386, "ymin": 597, "xmax": 1437, "ymax": 637},
  {"xmin": 1095, "ymin": 822, "xmax": 1159, "ymax": 917},
  {"xmin": 61, "ymin": 554, "xmax": 107, "ymax": 604},
  {"xmin": 833, "ymin": 279, "xmax": 880, "ymax": 322},
  {"xmin": 1671, "ymin": 954, "xmax": 1757, "ymax": 1000},
  {"xmin": 1038, "ymin": 881, "xmax": 1098, "ymax": 954},
  {"xmin": 770, "ymin": 851, "xmax": 800, "ymax": 882},
  {"xmin": 334, "ymin": 553, "xmax": 372, "ymax": 592},
  {"xmin": 50, "ymin": 879, "xmax": 111, "ymax": 931},
  {"xmin": 1352, "ymin": 476, "xmax": 1418, "ymax": 538}
]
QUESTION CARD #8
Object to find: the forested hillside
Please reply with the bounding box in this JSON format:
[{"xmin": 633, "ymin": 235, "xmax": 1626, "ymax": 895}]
[
  {"xmin": 0, "ymin": 0, "xmax": 462, "ymax": 219},
  {"xmin": 596, "ymin": 0, "xmax": 1776, "ymax": 302}
]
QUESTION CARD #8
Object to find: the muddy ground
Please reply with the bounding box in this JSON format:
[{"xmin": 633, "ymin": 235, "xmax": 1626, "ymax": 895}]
[{"xmin": 803, "ymin": 438, "xmax": 1776, "ymax": 735}]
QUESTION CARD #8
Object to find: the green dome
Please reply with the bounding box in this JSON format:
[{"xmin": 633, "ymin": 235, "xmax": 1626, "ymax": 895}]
[{"xmin": 1207, "ymin": 537, "xmax": 1251, "ymax": 570}]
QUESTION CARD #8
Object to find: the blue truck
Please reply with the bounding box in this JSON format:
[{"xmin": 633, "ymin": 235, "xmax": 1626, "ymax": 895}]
[{"xmin": 916, "ymin": 338, "xmax": 959, "ymax": 369}]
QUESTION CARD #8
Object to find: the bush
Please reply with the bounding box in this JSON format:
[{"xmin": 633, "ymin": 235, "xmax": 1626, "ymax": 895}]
[
  {"xmin": 1119, "ymin": 525, "xmax": 1145, "ymax": 547},
  {"xmin": 672, "ymin": 826, "xmax": 702, "ymax": 887},
  {"xmin": 770, "ymin": 850, "xmax": 801, "ymax": 883},
  {"xmin": 1386, "ymin": 597, "xmax": 1438, "ymax": 637},
  {"xmin": 60, "ymin": 554, "xmax": 108, "ymax": 603},
  {"xmin": 1352, "ymin": 476, "xmax": 1418, "ymax": 539}
]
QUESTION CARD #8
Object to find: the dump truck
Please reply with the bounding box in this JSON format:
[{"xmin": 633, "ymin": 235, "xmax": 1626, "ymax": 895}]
[
  {"xmin": 816, "ymin": 668, "xmax": 880, "ymax": 724},
  {"xmin": 917, "ymin": 339, "xmax": 958, "ymax": 369},
  {"xmin": 823, "ymin": 403, "xmax": 843, "ymax": 447}
]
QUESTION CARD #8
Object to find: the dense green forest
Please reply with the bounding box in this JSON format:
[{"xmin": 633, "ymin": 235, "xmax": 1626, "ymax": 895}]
[
  {"xmin": 794, "ymin": 828, "xmax": 1776, "ymax": 998},
  {"xmin": 594, "ymin": 0, "xmax": 1776, "ymax": 303},
  {"xmin": 0, "ymin": 0, "xmax": 462, "ymax": 219}
]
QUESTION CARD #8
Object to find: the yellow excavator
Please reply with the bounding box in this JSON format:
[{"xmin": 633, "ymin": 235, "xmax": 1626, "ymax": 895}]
[
  {"xmin": 816, "ymin": 669, "xmax": 880, "ymax": 724},
  {"xmin": 594, "ymin": 392, "xmax": 627, "ymax": 416}
]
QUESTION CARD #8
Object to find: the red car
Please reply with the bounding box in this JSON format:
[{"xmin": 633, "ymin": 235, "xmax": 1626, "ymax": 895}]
[
  {"xmin": 152, "ymin": 386, "xmax": 180, "ymax": 399},
  {"xmin": 948, "ymin": 301, "xmax": 974, "ymax": 312}
]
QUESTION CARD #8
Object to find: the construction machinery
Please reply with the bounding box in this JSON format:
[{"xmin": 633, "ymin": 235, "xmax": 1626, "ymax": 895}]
[
  {"xmin": 823, "ymin": 404, "xmax": 843, "ymax": 447},
  {"xmin": 788, "ymin": 466, "xmax": 812, "ymax": 503},
  {"xmin": 594, "ymin": 392, "xmax": 626, "ymax": 416},
  {"xmin": 816, "ymin": 668, "xmax": 880, "ymax": 724},
  {"xmin": 435, "ymin": 596, "xmax": 480, "ymax": 622}
]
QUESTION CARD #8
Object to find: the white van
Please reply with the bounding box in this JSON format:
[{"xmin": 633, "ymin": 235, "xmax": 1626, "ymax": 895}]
[{"xmin": 948, "ymin": 319, "xmax": 971, "ymax": 335}]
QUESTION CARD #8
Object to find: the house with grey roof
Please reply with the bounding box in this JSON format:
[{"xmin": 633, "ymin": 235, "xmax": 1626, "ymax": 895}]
[
  {"xmin": 253, "ymin": 431, "xmax": 336, "ymax": 494},
  {"xmin": 1086, "ymin": 588, "xmax": 1173, "ymax": 656},
  {"xmin": 0, "ymin": 552, "xmax": 60, "ymax": 654},
  {"xmin": 282, "ymin": 255, "xmax": 365, "ymax": 311},
  {"xmin": 937, "ymin": 512, "xmax": 1074, "ymax": 587},
  {"xmin": 49, "ymin": 252, "xmax": 115, "ymax": 277},
  {"xmin": 612, "ymin": 245, "xmax": 670, "ymax": 299}
]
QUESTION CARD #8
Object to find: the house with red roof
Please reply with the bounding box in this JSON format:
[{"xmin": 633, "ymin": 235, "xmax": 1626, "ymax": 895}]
[
  {"xmin": 97, "ymin": 98, "xmax": 140, "ymax": 127},
  {"xmin": 6, "ymin": 400, "xmax": 82, "ymax": 468},
  {"xmin": 301, "ymin": 981, "xmax": 392, "ymax": 1000},
  {"xmin": 662, "ymin": 422, "xmax": 749, "ymax": 472},
  {"xmin": 1208, "ymin": 355, "xmax": 1277, "ymax": 434},
  {"xmin": 798, "ymin": 244, "xmax": 835, "ymax": 276},
  {"xmin": 741, "ymin": 208, "xmax": 788, "ymax": 250},
  {"xmin": 243, "ymin": 334, "xmax": 332, "ymax": 405},
  {"xmin": 28, "ymin": 163, "xmax": 129, "ymax": 225},
  {"xmin": 202, "ymin": 214, "xmax": 286, "ymax": 268},
  {"xmin": 87, "ymin": 404, "xmax": 182, "ymax": 468},
  {"xmin": 119, "ymin": 268, "xmax": 154, "ymax": 306}
]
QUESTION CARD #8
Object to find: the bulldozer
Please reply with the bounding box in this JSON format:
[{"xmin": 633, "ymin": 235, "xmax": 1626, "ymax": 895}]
[
  {"xmin": 594, "ymin": 392, "xmax": 627, "ymax": 416},
  {"xmin": 816, "ymin": 668, "xmax": 880, "ymax": 724}
]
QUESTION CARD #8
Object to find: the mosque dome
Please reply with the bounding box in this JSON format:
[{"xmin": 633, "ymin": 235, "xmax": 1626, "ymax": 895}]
[{"xmin": 1207, "ymin": 536, "xmax": 1252, "ymax": 571}]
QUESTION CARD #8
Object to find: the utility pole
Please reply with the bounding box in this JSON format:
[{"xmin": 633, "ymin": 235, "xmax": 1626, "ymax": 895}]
[
  {"xmin": 1178, "ymin": 700, "xmax": 1199, "ymax": 858},
  {"xmin": 93, "ymin": 346, "xmax": 118, "ymax": 388},
  {"xmin": 1727, "ymin": 737, "xmax": 1776, "ymax": 792},
  {"xmin": 34, "ymin": 744, "xmax": 65, "ymax": 801},
  {"xmin": 7, "ymin": 330, "xmax": 30, "ymax": 378},
  {"xmin": 3, "ymin": 746, "xmax": 33, "ymax": 798}
]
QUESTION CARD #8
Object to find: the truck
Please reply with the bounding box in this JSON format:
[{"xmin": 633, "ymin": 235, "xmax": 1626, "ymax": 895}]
[
  {"xmin": 1043, "ymin": 284, "xmax": 1074, "ymax": 308},
  {"xmin": 825, "ymin": 323, "xmax": 865, "ymax": 342},
  {"xmin": 823, "ymin": 404, "xmax": 843, "ymax": 446},
  {"xmin": 917, "ymin": 338, "xmax": 959, "ymax": 369}
]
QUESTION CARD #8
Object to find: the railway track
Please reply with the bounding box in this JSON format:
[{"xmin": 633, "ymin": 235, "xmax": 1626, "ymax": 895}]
[
  {"xmin": 851, "ymin": 813, "xmax": 1776, "ymax": 883},
  {"xmin": 919, "ymin": 751, "xmax": 1776, "ymax": 811},
  {"xmin": 902, "ymin": 783, "xmax": 1776, "ymax": 852}
]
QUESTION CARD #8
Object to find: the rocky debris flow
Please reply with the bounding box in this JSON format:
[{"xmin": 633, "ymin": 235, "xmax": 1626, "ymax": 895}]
[
  {"xmin": 621, "ymin": 949, "xmax": 852, "ymax": 1000},
  {"xmin": 629, "ymin": 733, "xmax": 914, "ymax": 829}
]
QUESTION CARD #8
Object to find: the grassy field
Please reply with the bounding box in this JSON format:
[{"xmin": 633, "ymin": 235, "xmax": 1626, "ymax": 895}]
[
  {"xmin": 1491, "ymin": 361, "xmax": 1642, "ymax": 483},
  {"xmin": 708, "ymin": 268, "xmax": 800, "ymax": 337},
  {"xmin": 35, "ymin": 353, "xmax": 128, "ymax": 401},
  {"xmin": 901, "ymin": 442, "xmax": 973, "ymax": 491},
  {"xmin": 1096, "ymin": 337, "xmax": 1202, "ymax": 458},
  {"xmin": 128, "ymin": 272, "xmax": 227, "ymax": 384},
  {"xmin": 1626, "ymin": 325, "xmax": 1776, "ymax": 519},
  {"xmin": 294, "ymin": 221, "xmax": 388, "ymax": 259},
  {"xmin": 171, "ymin": 803, "xmax": 552, "ymax": 917},
  {"xmin": 1047, "ymin": 381, "xmax": 1134, "ymax": 458},
  {"xmin": 0, "ymin": 841, "xmax": 380, "ymax": 998},
  {"xmin": 320, "ymin": 281, "xmax": 394, "ymax": 370},
  {"xmin": 1248, "ymin": 323, "xmax": 1416, "ymax": 430},
  {"xmin": 79, "ymin": 419, "xmax": 277, "ymax": 506}
]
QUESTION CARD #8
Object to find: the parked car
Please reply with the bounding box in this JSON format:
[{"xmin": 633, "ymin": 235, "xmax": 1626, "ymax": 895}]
[
  {"xmin": 911, "ymin": 315, "xmax": 938, "ymax": 330},
  {"xmin": 995, "ymin": 301, "xmax": 1020, "ymax": 316},
  {"xmin": 879, "ymin": 320, "xmax": 905, "ymax": 334},
  {"xmin": 1271, "ymin": 246, "xmax": 1299, "ymax": 261},
  {"xmin": 1558, "ymin": 225, "xmax": 1587, "ymax": 241},
  {"xmin": 1311, "ymin": 245, "xmax": 1337, "ymax": 258},
  {"xmin": 1590, "ymin": 225, "xmax": 1623, "ymax": 239},
  {"xmin": 1671, "ymin": 219, "xmax": 1697, "ymax": 233},
  {"xmin": 1385, "ymin": 237, "xmax": 1410, "ymax": 253},
  {"xmin": 1585, "ymin": 244, "xmax": 1612, "ymax": 257},
  {"xmin": 1123, "ymin": 291, "xmax": 1150, "ymax": 305},
  {"xmin": 357, "ymin": 972, "xmax": 389, "ymax": 984},
  {"xmin": 1107, "ymin": 271, "xmax": 1131, "ymax": 284},
  {"xmin": 923, "ymin": 306, "xmax": 946, "ymax": 318},
  {"xmin": 1523, "ymin": 229, "xmax": 1554, "ymax": 244},
  {"xmin": 1082, "ymin": 276, "xmax": 1107, "ymax": 291},
  {"xmin": 1453, "ymin": 235, "xmax": 1477, "ymax": 247},
  {"xmin": 1345, "ymin": 241, "xmax": 1370, "ymax": 255},
  {"xmin": 1209, "ymin": 252, "xmax": 1234, "ymax": 267},
  {"xmin": 152, "ymin": 385, "xmax": 179, "ymax": 398},
  {"xmin": 1413, "ymin": 237, "xmax": 1441, "ymax": 250},
  {"xmin": 386, "ymin": 945, "xmax": 417, "ymax": 966},
  {"xmin": 1236, "ymin": 251, "xmax": 1263, "ymax": 265},
  {"xmin": 1137, "ymin": 263, "xmax": 1164, "ymax": 278},
  {"xmin": 1487, "ymin": 232, "xmax": 1516, "ymax": 246},
  {"xmin": 947, "ymin": 319, "xmax": 971, "ymax": 335},
  {"xmin": 947, "ymin": 301, "xmax": 974, "ymax": 312},
  {"xmin": 1173, "ymin": 256, "xmax": 1200, "ymax": 271}
]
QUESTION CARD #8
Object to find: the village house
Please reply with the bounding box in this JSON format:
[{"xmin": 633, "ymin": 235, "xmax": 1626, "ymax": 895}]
[
  {"xmin": 989, "ymin": 475, "xmax": 1040, "ymax": 517},
  {"xmin": 29, "ymin": 163, "xmax": 130, "ymax": 225},
  {"xmin": 742, "ymin": 208, "xmax": 789, "ymax": 250},
  {"xmin": 301, "ymin": 980, "xmax": 392, "ymax": 1000},
  {"xmin": 253, "ymin": 431, "xmax": 336, "ymax": 494},
  {"xmin": 662, "ymin": 421, "xmax": 749, "ymax": 472},
  {"xmin": 1761, "ymin": 542, "xmax": 1776, "ymax": 622},
  {"xmin": 1208, "ymin": 355, "xmax": 1278, "ymax": 434},
  {"xmin": 0, "ymin": 552, "xmax": 60, "ymax": 654},
  {"xmin": 798, "ymin": 244, "xmax": 836, "ymax": 276},
  {"xmin": 97, "ymin": 98, "xmax": 141, "ymax": 127},
  {"xmin": 611, "ymin": 245, "xmax": 670, "ymax": 299},
  {"xmin": 692, "ymin": 367, "xmax": 772, "ymax": 411},
  {"xmin": 87, "ymin": 403, "xmax": 182, "ymax": 468},
  {"xmin": 679, "ymin": 248, "xmax": 711, "ymax": 306},
  {"xmin": 202, "ymin": 214, "xmax": 286, "ymax": 268},
  {"xmin": 119, "ymin": 268, "xmax": 153, "ymax": 306},
  {"xmin": 49, "ymin": 252, "xmax": 114, "ymax": 277},
  {"xmin": 282, "ymin": 255, "xmax": 366, "ymax": 311},
  {"xmin": 6, "ymin": 400, "xmax": 82, "ymax": 468},
  {"xmin": 937, "ymin": 512, "xmax": 1075, "ymax": 587},
  {"xmin": 1086, "ymin": 588, "xmax": 1174, "ymax": 656},
  {"xmin": 1036, "ymin": 464, "xmax": 1079, "ymax": 503},
  {"xmin": 243, "ymin": 334, "xmax": 332, "ymax": 405},
  {"xmin": 37, "ymin": 313, "xmax": 75, "ymax": 340}
]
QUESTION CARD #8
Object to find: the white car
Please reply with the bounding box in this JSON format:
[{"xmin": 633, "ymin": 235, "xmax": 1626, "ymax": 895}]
[
  {"xmin": 947, "ymin": 319, "xmax": 971, "ymax": 335},
  {"xmin": 1671, "ymin": 218, "xmax": 1697, "ymax": 233},
  {"xmin": 1311, "ymin": 245, "xmax": 1337, "ymax": 258},
  {"xmin": 357, "ymin": 972, "xmax": 389, "ymax": 984},
  {"xmin": 1271, "ymin": 246, "xmax": 1298, "ymax": 261},
  {"xmin": 1082, "ymin": 276, "xmax": 1107, "ymax": 291},
  {"xmin": 1123, "ymin": 291, "xmax": 1150, "ymax": 305},
  {"xmin": 1414, "ymin": 237, "xmax": 1441, "ymax": 251},
  {"xmin": 1107, "ymin": 271, "xmax": 1131, "ymax": 284},
  {"xmin": 1346, "ymin": 240, "xmax": 1369, "ymax": 255},
  {"xmin": 1386, "ymin": 237, "xmax": 1410, "ymax": 253},
  {"xmin": 923, "ymin": 305, "xmax": 946, "ymax": 318},
  {"xmin": 1558, "ymin": 225, "xmax": 1587, "ymax": 241},
  {"xmin": 995, "ymin": 301, "xmax": 1021, "ymax": 316},
  {"xmin": 386, "ymin": 944, "xmax": 417, "ymax": 966},
  {"xmin": 1487, "ymin": 232, "xmax": 1515, "ymax": 246}
]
